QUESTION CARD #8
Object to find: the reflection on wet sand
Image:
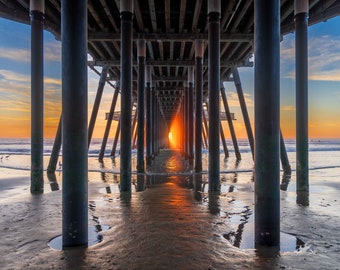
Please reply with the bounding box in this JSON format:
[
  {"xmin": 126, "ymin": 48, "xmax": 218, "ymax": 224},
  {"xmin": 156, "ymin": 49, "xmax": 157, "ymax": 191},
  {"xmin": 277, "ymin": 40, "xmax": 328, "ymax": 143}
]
[
  {"xmin": 79, "ymin": 149, "xmax": 305, "ymax": 265},
  {"xmin": 223, "ymin": 206, "xmax": 252, "ymax": 248},
  {"xmin": 116, "ymin": 175, "xmax": 222, "ymax": 268},
  {"xmin": 49, "ymin": 199, "xmax": 111, "ymax": 251},
  {"xmin": 98, "ymin": 150, "xmax": 264, "ymax": 268},
  {"xmin": 62, "ymin": 148, "xmax": 304, "ymax": 258},
  {"xmin": 279, "ymin": 172, "xmax": 310, "ymax": 206},
  {"xmin": 135, "ymin": 150, "xmax": 304, "ymax": 255},
  {"xmin": 1, "ymin": 147, "xmax": 338, "ymax": 269}
]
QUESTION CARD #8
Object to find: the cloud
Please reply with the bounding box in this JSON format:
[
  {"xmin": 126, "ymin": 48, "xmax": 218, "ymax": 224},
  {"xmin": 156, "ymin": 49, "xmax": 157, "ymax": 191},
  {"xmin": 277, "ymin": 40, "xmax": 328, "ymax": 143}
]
[
  {"xmin": 0, "ymin": 71, "xmax": 31, "ymax": 112},
  {"xmin": 44, "ymin": 77, "xmax": 61, "ymax": 86},
  {"xmin": 0, "ymin": 69, "xmax": 62, "ymax": 124},
  {"xmin": 309, "ymin": 121, "xmax": 340, "ymax": 129},
  {"xmin": 280, "ymin": 34, "xmax": 340, "ymax": 81},
  {"xmin": 222, "ymin": 90, "xmax": 254, "ymax": 108},
  {"xmin": 281, "ymin": 105, "xmax": 296, "ymax": 112},
  {"xmin": 0, "ymin": 69, "xmax": 61, "ymax": 88},
  {"xmin": 280, "ymin": 36, "xmax": 295, "ymax": 61},
  {"xmin": 0, "ymin": 41, "xmax": 61, "ymax": 63},
  {"xmin": 308, "ymin": 71, "xmax": 340, "ymax": 81},
  {"xmin": 0, "ymin": 67, "xmax": 118, "ymax": 128},
  {"xmin": 0, "ymin": 69, "xmax": 30, "ymax": 83},
  {"xmin": 0, "ymin": 94, "xmax": 30, "ymax": 120},
  {"xmin": 0, "ymin": 46, "xmax": 30, "ymax": 62},
  {"xmin": 308, "ymin": 35, "xmax": 340, "ymax": 81},
  {"xmin": 280, "ymin": 35, "xmax": 296, "ymax": 77},
  {"xmin": 44, "ymin": 41, "xmax": 61, "ymax": 62}
]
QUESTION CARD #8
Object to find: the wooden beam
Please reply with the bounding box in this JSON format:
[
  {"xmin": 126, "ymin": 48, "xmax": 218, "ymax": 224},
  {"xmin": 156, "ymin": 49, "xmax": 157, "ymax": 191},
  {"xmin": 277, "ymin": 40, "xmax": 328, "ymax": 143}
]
[
  {"xmin": 230, "ymin": 0, "xmax": 252, "ymax": 32},
  {"xmin": 221, "ymin": 0, "xmax": 237, "ymax": 30},
  {"xmin": 281, "ymin": 2, "xmax": 340, "ymax": 34},
  {"xmin": 148, "ymin": 0, "xmax": 157, "ymax": 32},
  {"xmin": 133, "ymin": 0, "xmax": 144, "ymax": 31},
  {"xmin": 88, "ymin": 3, "xmax": 105, "ymax": 29},
  {"xmin": 100, "ymin": 0, "xmax": 119, "ymax": 32},
  {"xmin": 49, "ymin": 0, "xmax": 61, "ymax": 12},
  {"xmin": 179, "ymin": 0, "xmax": 187, "ymax": 33},
  {"xmin": 88, "ymin": 59, "xmax": 253, "ymax": 68},
  {"xmin": 192, "ymin": 0, "xmax": 202, "ymax": 31},
  {"xmin": 224, "ymin": 0, "xmax": 242, "ymax": 32},
  {"xmin": 16, "ymin": 0, "xmax": 28, "ymax": 10},
  {"xmin": 88, "ymin": 32, "xmax": 254, "ymax": 42},
  {"xmin": 165, "ymin": 0, "xmax": 170, "ymax": 32}
]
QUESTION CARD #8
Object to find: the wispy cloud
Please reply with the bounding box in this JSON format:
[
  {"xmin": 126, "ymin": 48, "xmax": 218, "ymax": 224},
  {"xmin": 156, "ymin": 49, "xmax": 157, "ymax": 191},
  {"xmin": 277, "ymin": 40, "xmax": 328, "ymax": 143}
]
[
  {"xmin": 44, "ymin": 41, "xmax": 61, "ymax": 62},
  {"xmin": 308, "ymin": 35, "xmax": 340, "ymax": 81},
  {"xmin": 44, "ymin": 77, "xmax": 61, "ymax": 86},
  {"xmin": 0, "ymin": 69, "xmax": 30, "ymax": 83},
  {"xmin": 280, "ymin": 34, "xmax": 340, "ymax": 81},
  {"xmin": 0, "ymin": 69, "xmax": 61, "ymax": 87},
  {"xmin": 223, "ymin": 91, "xmax": 254, "ymax": 108},
  {"xmin": 0, "ymin": 41, "xmax": 61, "ymax": 63},
  {"xmin": 281, "ymin": 105, "xmax": 295, "ymax": 112},
  {"xmin": 309, "ymin": 121, "xmax": 340, "ymax": 129},
  {"xmin": 0, "ymin": 69, "xmax": 62, "ymax": 123},
  {"xmin": 0, "ymin": 47, "xmax": 30, "ymax": 62}
]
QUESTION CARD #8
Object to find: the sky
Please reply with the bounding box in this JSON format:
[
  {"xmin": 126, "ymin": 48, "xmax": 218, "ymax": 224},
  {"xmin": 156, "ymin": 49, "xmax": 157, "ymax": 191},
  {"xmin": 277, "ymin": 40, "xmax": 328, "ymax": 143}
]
[{"xmin": 0, "ymin": 15, "xmax": 340, "ymax": 139}]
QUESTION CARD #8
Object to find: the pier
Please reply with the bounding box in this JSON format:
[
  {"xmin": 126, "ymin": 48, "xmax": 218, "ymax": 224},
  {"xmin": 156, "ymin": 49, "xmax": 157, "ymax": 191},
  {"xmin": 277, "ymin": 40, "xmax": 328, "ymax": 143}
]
[{"xmin": 1, "ymin": 0, "xmax": 340, "ymax": 253}]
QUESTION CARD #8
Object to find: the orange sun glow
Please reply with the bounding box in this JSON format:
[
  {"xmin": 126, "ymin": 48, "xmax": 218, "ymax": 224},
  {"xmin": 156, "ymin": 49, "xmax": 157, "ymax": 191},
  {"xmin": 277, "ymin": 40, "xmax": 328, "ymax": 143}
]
[{"xmin": 168, "ymin": 115, "xmax": 183, "ymax": 149}]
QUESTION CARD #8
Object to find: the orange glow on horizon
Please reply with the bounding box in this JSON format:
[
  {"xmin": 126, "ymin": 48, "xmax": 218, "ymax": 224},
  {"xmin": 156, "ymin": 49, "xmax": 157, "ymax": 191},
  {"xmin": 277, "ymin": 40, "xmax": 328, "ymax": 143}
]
[{"xmin": 1, "ymin": 110, "xmax": 340, "ymax": 139}]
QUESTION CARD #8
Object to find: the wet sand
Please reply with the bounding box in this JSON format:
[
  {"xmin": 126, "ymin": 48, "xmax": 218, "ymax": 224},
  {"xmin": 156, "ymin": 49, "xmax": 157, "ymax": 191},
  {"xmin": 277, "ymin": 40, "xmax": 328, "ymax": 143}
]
[{"xmin": 0, "ymin": 149, "xmax": 340, "ymax": 269}]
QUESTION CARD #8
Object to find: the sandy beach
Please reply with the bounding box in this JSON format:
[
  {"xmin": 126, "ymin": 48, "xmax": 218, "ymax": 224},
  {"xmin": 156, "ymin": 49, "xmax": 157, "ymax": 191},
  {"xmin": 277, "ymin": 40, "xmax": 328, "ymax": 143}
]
[{"xmin": 0, "ymin": 149, "xmax": 340, "ymax": 269}]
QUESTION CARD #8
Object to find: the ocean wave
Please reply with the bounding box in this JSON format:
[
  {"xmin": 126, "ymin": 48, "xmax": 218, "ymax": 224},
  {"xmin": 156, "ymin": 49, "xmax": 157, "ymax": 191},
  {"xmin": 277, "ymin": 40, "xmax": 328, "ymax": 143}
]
[
  {"xmin": 309, "ymin": 165, "xmax": 340, "ymax": 171},
  {"xmin": 2, "ymin": 138, "xmax": 340, "ymax": 155},
  {"xmin": 309, "ymin": 147, "xmax": 340, "ymax": 152},
  {"xmin": 0, "ymin": 164, "xmax": 30, "ymax": 171},
  {"xmin": 1, "ymin": 163, "xmax": 339, "ymax": 175},
  {"xmin": 0, "ymin": 149, "xmax": 31, "ymax": 155}
]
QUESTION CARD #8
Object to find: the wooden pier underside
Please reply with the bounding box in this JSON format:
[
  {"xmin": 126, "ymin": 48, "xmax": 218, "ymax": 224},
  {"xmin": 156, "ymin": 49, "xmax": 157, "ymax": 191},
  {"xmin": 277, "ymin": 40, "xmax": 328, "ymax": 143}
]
[{"xmin": 0, "ymin": 0, "xmax": 339, "ymax": 124}]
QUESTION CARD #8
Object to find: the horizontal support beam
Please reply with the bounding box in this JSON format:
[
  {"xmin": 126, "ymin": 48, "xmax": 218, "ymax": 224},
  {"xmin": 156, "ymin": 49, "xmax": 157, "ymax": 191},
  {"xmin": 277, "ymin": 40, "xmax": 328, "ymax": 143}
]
[
  {"xmin": 153, "ymin": 76, "xmax": 186, "ymax": 81},
  {"xmin": 155, "ymin": 87, "xmax": 184, "ymax": 91},
  {"xmin": 281, "ymin": 4, "xmax": 340, "ymax": 34},
  {"xmin": 88, "ymin": 32, "xmax": 253, "ymax": 43},
  {"xmin": 0, "ymin": 6, "xmax": 29, "ymax": 25},
  {"xmin": 159, "ymin": 101, "xmax": 181, "ymax": 105},
  {"xmin": 88, "ymin": 59, "xmax": 253, "ymax": 68},
  {"xmin": 0, "ymin": 5, "xmax": 61, "ymax": 39},
  {"xmin": 158, "ymin": 96, "xmax": 182, "ymax": 99},
  {"xmin": 161, "ymin": 106, "xmax": 179, "ymax": 109}
]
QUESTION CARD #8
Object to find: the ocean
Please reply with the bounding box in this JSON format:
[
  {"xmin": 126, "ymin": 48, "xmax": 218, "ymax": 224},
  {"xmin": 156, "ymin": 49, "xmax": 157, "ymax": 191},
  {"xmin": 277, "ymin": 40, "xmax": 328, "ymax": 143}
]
[{"xmin": 0, "ymin": 137, "xmax": 339, "ymax": 188}]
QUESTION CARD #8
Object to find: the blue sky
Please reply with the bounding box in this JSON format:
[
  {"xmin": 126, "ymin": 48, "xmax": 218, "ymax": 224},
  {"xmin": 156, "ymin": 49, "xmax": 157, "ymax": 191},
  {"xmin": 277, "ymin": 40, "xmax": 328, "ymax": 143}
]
[
  {"xmin": 0, "ymin": 15, "xmax": 340, "ymax": 138},
  {"xmin": 225, "ymin": 15, "xmax": 340, "ymax": 138},
  {"xmin": 0, "ymin": 17, "xmax": 114, "ymax": 138}
]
